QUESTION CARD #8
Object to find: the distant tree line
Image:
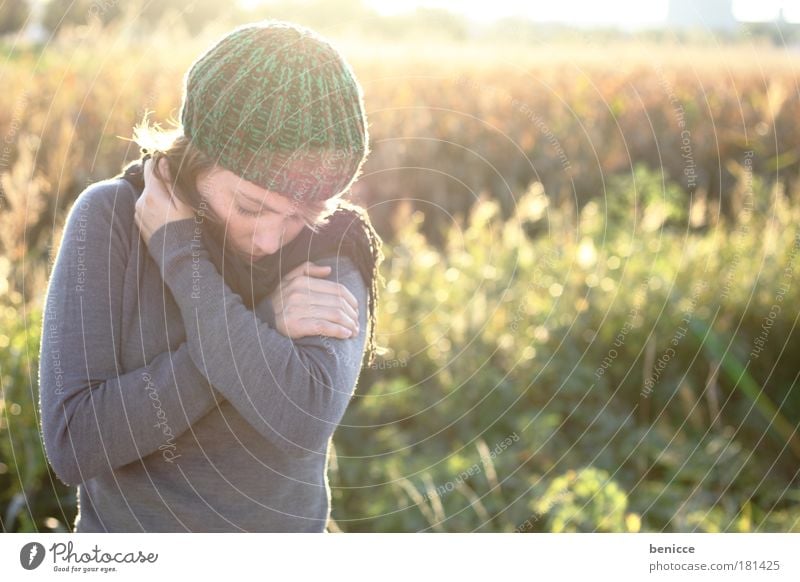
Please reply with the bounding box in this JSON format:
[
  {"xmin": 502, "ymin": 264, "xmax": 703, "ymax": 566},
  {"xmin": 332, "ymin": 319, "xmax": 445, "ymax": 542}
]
[{"xmin": 2, "ymin": 1, "xmax": 800, "ymax": 47}]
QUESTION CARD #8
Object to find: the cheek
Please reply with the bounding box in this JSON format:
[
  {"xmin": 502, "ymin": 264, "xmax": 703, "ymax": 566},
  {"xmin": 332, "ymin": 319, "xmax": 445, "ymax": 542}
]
[
  {"xmin": 229, "ymin": 213, "xmax": 255, "ymax": 236},
  {"xmin": 215, "ymin": 209, "xmax": 249, "ymax": 239}
]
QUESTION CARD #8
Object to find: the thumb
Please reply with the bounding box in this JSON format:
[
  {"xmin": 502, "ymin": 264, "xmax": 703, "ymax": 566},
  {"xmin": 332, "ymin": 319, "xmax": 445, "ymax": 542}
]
[{"xmin": 285, "ymin": 261, "xmax": 331, "ymax": 281}]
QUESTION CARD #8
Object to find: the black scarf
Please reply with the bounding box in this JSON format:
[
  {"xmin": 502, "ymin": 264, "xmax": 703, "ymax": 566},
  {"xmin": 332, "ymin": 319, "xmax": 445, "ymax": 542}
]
[{"xmin": 115, "ymin": 154, "xmax": 384, "ymax": 367}]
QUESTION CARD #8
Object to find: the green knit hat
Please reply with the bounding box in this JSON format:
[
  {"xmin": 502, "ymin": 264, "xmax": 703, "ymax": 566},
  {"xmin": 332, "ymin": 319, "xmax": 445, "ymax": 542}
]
[{"xmin": 179, "ymin": 20, "xmax": 369, "ymax": 203}]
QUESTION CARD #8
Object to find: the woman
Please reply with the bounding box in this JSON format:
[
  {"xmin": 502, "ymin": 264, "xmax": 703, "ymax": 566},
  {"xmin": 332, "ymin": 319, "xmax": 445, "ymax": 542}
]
[{"xmin": 38, "ymin": 20, "xmax": 384, "ymax": 532}]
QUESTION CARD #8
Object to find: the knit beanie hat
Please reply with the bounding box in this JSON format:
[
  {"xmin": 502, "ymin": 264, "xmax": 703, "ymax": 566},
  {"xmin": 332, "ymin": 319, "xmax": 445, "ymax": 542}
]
[{"xmin": 179, "ymin": 20, "xmax": 369, "ymax": 203}]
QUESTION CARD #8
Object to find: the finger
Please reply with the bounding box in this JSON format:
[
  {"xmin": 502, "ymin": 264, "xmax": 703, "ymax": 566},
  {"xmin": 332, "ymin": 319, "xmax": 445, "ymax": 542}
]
[
  {"xmin": 277, "ymin": 277, "xmax": 357, "ymax": 314},
  {"xmin": 155, "ymin": 158, "xmax": 173, "ymax": 195},
  {"xmin": 306, "ymin": 291, "xmax": 358, "ymax": 322},
  {"xmin": 158, "ymin": 157, "xmax": 171, "ymax": 182},
  {"xmin": 291, "ymin": 276, "xmax": 359, "ymax": 311},
  {"xmin": 145, "ymin": 157, "xmax": 156, "ymax": 180},
  {"xmin": 168, "ymin": 191, "xmax": 189, "ymax": 214},
  {"xmin": 299, "ymin": 318, "xmax": 354, "ymax": 339},
  {"xmin": 304, "ymin": 305, "xmax": 358, "ymax": 333},
  {"xmin": 302, "ymin": 262, "xmax": 332, "ymax": 280},
  {"xmin": 271, "ymin": 284, "xmax": 358, "ymax": 323},
  {"xmin": 283, "ymin": 261, "xmax": 332, "ymax": 282}
]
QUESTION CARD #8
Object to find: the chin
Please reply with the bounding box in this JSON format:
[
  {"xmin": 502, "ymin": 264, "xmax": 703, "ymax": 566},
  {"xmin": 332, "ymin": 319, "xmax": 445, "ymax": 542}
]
[{"xmin": 244, "ymin": 249, "xmax": 274, "ymax": 261}]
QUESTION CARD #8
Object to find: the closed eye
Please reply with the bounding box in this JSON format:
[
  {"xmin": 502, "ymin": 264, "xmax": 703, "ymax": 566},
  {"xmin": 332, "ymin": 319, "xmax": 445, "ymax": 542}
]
[
  {"xmin": 236, "ymin": 205, "xmax": 261, "ymax": 217},
  {"xmin": 236, "ymin": 204, "xmax": 304, "ymax": 223},
  {"xmin": 235, "ymin": 189, "xmax": 306, "ymax": 223}
]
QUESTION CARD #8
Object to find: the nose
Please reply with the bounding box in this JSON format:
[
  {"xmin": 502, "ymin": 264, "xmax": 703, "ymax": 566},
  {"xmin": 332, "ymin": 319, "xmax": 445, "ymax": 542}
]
[{"xmin": 250, "ymin": 226, "xmax": 284, "ymax": 257}]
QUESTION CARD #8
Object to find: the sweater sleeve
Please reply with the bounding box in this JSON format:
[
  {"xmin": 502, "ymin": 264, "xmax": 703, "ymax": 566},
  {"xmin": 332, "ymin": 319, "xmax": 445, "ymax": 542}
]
[
  {"xmin": 38, "ymin": 180, "xmax": 221, "ymax": 487},
  {"xmin": 146, "ymin": 217, "xmax": 369, "ymax": 457}
]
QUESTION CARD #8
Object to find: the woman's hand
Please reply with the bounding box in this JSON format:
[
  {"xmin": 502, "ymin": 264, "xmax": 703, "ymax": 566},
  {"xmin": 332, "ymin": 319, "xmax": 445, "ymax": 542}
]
[
  {"xmin": 134, "ymin": 157, "xmax": 195, "ymax": 245},
  {"xmin": 270, "ymin": 261, "xmax": 360, "ymax": 340}
]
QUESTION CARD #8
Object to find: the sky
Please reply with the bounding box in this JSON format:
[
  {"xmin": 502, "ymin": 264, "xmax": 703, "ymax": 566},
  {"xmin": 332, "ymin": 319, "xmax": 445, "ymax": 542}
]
[{"xmin": 360, "ymin": 0, "xmax": 800, "ymax": 27}]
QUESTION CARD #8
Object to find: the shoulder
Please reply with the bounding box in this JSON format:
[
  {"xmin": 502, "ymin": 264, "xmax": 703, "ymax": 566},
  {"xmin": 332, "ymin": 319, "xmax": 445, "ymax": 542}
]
[
  {"xmin": 66, "ymin": 177, "xmax": 138, "ymax": 233},
  {"xmin": 71, "ymin": 177, "xmax": 137, "ymax": 216},
  {"xmin": 292, "ymin": 253, "xmax": 370, "ymax": 362},
  {"xmin": 58, "ymin": 178, "xmax": 139, "ymax": 260},
  {"xmin": 310, "ymin": 202, "xmax": 383, "ymax": 293},
  {"xmin": 313, "ymin": 254, "xmax": 364, "ymax": 287}
]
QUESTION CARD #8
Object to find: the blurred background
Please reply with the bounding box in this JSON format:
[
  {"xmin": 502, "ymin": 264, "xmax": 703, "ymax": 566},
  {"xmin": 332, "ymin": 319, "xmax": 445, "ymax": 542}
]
[{"xmin": 1, "ymin": 0, "xmax": 799, "ymax": 532}]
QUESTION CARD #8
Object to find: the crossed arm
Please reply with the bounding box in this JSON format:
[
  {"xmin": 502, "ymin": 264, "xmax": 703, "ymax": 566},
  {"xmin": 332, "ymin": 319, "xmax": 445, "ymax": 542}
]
[
  {"xmin": 38, "ymin": 181, "xmax": 368, "ymax": 487},
  {"xmin": 146, "ymin": 216, "xmax": 368, "ymax": 457}
]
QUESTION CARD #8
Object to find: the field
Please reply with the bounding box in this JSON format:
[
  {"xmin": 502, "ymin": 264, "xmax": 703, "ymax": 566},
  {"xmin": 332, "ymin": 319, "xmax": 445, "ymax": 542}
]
[{"xmin": 1, "ymin": 17, "xmax": 799, "ymax": 532}]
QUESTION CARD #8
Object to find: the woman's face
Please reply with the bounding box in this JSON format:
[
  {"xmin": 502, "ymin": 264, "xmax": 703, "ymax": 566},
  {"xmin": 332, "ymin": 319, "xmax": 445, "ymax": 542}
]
[{"xmin": 196, "ymin": 165, "xmax": 312, "ymax": 262}]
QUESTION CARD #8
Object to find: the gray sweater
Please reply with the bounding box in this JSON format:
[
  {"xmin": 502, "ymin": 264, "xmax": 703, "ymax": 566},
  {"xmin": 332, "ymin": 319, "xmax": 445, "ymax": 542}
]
[{"xmin": 37, "ymin": 176, "xmax": 368, "ymax": 532}]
